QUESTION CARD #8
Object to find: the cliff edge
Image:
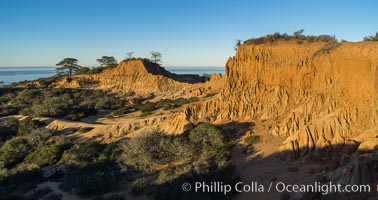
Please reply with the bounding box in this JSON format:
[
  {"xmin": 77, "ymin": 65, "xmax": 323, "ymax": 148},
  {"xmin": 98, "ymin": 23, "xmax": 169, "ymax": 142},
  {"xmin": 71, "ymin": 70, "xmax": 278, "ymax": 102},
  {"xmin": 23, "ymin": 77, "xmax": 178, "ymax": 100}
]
[{"xmin": 185, "ymin": 40, "xmax": 378, "ymax": 161}]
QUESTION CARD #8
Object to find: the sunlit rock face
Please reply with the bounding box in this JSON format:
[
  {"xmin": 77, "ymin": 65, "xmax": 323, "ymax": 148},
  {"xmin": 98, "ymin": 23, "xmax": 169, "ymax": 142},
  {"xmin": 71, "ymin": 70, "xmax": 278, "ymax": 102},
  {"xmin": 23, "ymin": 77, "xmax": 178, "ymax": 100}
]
[{"xmin": 184, "ymin": 41, "xmax": 378, "ymax": 158}]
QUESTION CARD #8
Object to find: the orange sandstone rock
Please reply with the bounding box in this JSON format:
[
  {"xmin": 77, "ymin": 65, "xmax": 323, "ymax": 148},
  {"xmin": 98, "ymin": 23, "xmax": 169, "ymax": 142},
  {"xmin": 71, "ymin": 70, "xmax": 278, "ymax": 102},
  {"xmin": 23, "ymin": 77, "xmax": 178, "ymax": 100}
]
[{"xmin": 183, "ymin": 41, "xmax": 378, "ymax": 158}]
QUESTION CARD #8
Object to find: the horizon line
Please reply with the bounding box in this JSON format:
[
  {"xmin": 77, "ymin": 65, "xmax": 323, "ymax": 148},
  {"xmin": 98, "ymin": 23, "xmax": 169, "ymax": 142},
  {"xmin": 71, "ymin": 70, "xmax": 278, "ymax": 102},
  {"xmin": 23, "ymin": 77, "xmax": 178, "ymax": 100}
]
[{"xmin": 0, "ymin": 65, "xmax": 225, "ymax": 68}]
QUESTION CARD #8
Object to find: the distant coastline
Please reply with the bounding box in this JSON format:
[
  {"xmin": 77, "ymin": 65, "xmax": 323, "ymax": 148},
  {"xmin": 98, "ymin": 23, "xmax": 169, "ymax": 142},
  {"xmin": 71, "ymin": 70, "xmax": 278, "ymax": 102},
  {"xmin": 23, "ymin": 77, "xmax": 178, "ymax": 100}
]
[{"xmin": 0, "ymin": 66, "xmax": 224, "ymax": 85}]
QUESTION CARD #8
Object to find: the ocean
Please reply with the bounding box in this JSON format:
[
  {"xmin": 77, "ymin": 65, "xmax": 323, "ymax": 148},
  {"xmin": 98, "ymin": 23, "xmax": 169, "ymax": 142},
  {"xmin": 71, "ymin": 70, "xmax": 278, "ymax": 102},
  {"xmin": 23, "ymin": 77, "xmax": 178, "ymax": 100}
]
[{"xmin": 0, "ymin": 66, "xmax": 224, "ymax": 85}]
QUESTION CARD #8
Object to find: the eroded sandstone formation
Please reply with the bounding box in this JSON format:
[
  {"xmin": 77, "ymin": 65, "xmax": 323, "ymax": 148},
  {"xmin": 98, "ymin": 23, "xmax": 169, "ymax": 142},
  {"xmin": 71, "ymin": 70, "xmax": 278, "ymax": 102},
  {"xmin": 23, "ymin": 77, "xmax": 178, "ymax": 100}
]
[
  {"xmin": 184, "ymin": 41, "xmax": 378, "ymax": 159},
  {"xmin": 50, "ymin": 59, "xmax": 225, "ymax": 98},
  {"xmin": 55, "ymin": 60, "xmax": 193, "ymax": 93}
]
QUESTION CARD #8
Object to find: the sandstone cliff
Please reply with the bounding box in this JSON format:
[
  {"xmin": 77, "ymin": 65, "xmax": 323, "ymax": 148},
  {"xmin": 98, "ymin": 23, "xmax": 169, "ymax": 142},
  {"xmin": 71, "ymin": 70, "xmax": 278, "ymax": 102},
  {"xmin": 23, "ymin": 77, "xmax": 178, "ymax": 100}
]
[
  {"xmin": 51, "ymin": 59, "xmax": 225, "ymax": 98},
  {"xmin": 184, "ymin": 41, "xmax": 378, "ymax": 159},
  {"xmin": 55, "ymin": 60, "xmax": 192, "ymax": 93}
]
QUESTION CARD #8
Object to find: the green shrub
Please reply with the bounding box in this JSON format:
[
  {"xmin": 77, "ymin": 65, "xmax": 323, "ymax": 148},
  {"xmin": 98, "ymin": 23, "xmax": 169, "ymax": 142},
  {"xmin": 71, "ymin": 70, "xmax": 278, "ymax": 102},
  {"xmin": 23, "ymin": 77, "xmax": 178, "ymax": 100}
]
[
  {"xmin": 105, "ymin": 114, "xmax": 114, "ymax": 119},
  {"xmin": 188, "ymin": 96, "xmax": 199, "ymax": 101},
  {"xmin": 78, "ymin": 127, "xmax": 94, "ymax": 133},
  {"xmin": 17, "ymin": 117, "xmax": 44, "ymax": 136},
  {"xmin": 77, "ymin": 78, "xmax": 99, "ymax": 88},
  {"xmin": 25, "ymin": 144, "xmax": 70, "ymax": 167},
  {"xmin": 120, "ymin": 124, "xmax": 231, "ymax": 174},
  {"xmin": 97, "ymin": 143, "xmax": 118, "ymax": 162},
  {"xmin": 158, "ymin": 97, "xmax": 196, "ymax": 110},
  {"xmin": 243, "ymin": 30, "xmax": 338, "ymax": 45},
  {"xmin": 0, "ymin": 91, "xmax": 16, "ymax": 105},
  {"xmin": 139, "ymin": 103, "xmax": 156, "ymax": 115},
  {"xmin": 156, "ymin": 164, "xmax": 191, "ymax": 184},
  {"xmin": 139, "ymin": 112, "xmax": 149, "ymax": 117},
  {"xmin": 1, "ymin": 88, "xmax": 125, "ymax": 120},
  {"xmin": 0, "ymin": 137, "xmax": 31, "ymax": 168},
  {"xmin": 74, "ymin": 67, "xmax": 91, "ymax": 75},
  {"xmin": 88, "ymin": 67, "xmax": 107, "ymax": 74},
  {"xmin": 19, "ymin": 102, "xmax": 49, "ymax": 117},
  {"xmin": 244, "ymin": 135, "xmax": 261, "ymax": 146},
  {"xmin": 188, "ymin": 123, "xmax": 228, "ymax": 149},
  {"xmin": 187, "ymin": 123, "xmax": 232, "ymax": 170},
  {"xmin": 117, "ymin": 123, "xmax": 238, "ymax": 199},
  {"xmin": 0, "ymin": 117, "xmax": 19, "ymax": 144},
  {"xmin": 111, "ymin": 107, "xmax": 130, "ymax": 116},
  {"xmin": 183, "ymin": 122, "xmax": 195, "ymax": 133},
  {"xmin": 0, "ymin": 90, "xmax": 18, "ymax": 116},
  {"xmin": 59, "ymin": 161, "xmax": 116, "ymax": 196},
  {"xmin": 59, "ymin": 140, "xmax": 104, "ymax": 167},
  {"xmin": 162, "ymin": 103, "xmax": 174, "ymax": 110},
  {"xmin": 76, "ymin": 171, "xmax": 113, "ymax": 196},
  {"xmin": 64, "ymin": 109, "xmax": 97, "ymax": 121},
  {"xmin": 204, "ymin": 93, "xmax": 216, "ymax": 98},
  {"xmin": 120, "ymin": 132, "xmax": 165, "ymax": 172},
  {"xmin": 75, "ymin": 66, "xmax": 114, "ymax": 75},
  {"xmin": 0, "ymin": 165, "xmax": 8, "ymax": 181},
  {"xmin": 121, "ymin": 130, "xmax": 192, "ymax": 172},
  {"xmin": 25, "ymin": 129, "xmax": 51, "ymax": 149},
  {"xmin": 11, "ymin": 89, "xmax": 41, "ymax": 107},
  {"xmin": 0, "ymin": 168, "xmax": 42, "ymax": 196},
  {"xmin": 0, "ymin": 105, "xmax": 18, "ymax": 117},
  {"xmin": 131, "ymin": 178, "xmax": 149, "ymax": 194}
]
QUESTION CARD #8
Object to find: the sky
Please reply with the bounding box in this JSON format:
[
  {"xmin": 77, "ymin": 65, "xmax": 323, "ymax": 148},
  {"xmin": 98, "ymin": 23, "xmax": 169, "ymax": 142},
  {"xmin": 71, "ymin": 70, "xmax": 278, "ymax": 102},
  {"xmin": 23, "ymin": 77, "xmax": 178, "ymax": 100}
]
[{"xmin": 0, "ymin": 0, "xmax": 377, "ymax": 67}]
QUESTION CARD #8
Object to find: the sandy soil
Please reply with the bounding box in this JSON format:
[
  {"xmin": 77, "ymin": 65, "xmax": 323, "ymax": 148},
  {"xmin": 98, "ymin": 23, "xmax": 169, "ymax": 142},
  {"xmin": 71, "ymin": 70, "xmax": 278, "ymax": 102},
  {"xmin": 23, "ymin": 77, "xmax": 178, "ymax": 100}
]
[{"xmin": 231, "ymin": 122, "xmax": 322, "ymax": 200}]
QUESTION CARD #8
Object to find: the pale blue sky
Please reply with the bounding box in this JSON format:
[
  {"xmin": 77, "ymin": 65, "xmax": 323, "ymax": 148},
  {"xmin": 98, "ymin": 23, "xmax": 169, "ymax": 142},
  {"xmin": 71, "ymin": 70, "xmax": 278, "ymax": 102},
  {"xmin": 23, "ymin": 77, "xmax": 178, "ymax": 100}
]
[{"xmin": 0, "ymin": 0, "xmax": 377, "ymax": 67}]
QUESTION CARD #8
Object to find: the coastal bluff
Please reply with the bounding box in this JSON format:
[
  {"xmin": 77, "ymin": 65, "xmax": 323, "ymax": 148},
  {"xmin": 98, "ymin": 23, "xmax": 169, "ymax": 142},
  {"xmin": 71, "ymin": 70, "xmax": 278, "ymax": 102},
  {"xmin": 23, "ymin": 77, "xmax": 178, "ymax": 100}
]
[
  {"xmin": 57, "ymin": 59, "xmax": 210, "ymax": 94},
  {"xmin": 185, "ymin": 40, "xmax": 378, "ymax": 160}
]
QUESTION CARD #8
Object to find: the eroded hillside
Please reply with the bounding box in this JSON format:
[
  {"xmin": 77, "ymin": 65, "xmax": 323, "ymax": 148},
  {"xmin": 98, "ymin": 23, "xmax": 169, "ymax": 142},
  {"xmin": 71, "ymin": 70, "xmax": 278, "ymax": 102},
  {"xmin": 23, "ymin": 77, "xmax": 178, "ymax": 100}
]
[
  {"xmin": 186, "ymin": 41, "xmax": 378, "ymax": 150},
  {"xmin": 180, "ymin": 41, "xmax": 378, "ymax": 194},
  {"xmin": 40, "ymin": 59, "xmax": 223, "ymax": 96}
]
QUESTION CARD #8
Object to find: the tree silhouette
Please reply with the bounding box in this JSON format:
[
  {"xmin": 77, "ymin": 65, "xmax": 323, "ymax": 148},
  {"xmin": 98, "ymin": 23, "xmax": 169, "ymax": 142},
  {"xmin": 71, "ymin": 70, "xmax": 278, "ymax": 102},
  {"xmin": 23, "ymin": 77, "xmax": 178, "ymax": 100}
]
[
  {"xmin": 363, "ymin": 32, "xmax": 378, "ymax": 41},
  {"xmin": 294, "ymin": 29, "xmax": 305, "ymax": 38},
  {"xmin": 56, "ymin": 58, "xmax": 81, "ymax": 76},
  {"xmin": 96, "ymin": 56, "xmax": 118, "ymax": 68},
  {"xmin": 150, "ymin": 51, "xmax": 162, "ymax": 64},
  {"xmin": 126, "ymin": 52, "xmax": 134, "ymax": 59}
]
